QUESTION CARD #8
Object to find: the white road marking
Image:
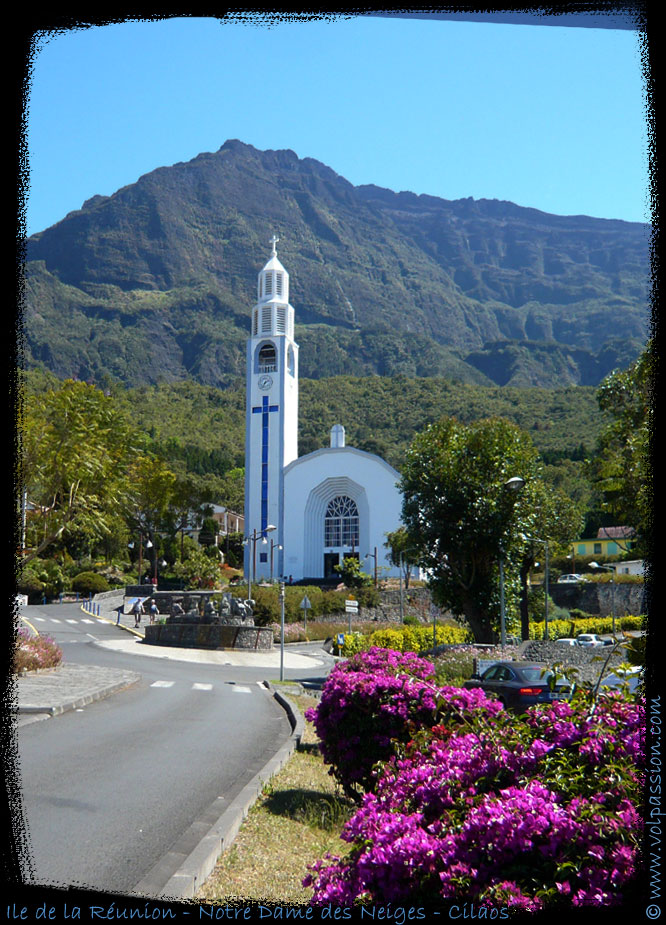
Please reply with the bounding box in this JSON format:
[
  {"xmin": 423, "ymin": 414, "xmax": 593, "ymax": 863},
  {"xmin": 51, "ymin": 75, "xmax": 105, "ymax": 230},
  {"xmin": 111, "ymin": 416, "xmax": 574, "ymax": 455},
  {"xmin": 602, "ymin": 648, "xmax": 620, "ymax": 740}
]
[
  {"xmin": 150, "ymin": 681, "xmax": 175, "ymax": 688},
  {"xmin": 192, "ymin": 683, "xmax": 213, "ymax": 691},
  {"xmin": 232, "ymin": 686, "xmax": 253, "ymax": 693},
  {"xmin": 66, "ymin": 619, "xmax": 78, "ymax": 624}
]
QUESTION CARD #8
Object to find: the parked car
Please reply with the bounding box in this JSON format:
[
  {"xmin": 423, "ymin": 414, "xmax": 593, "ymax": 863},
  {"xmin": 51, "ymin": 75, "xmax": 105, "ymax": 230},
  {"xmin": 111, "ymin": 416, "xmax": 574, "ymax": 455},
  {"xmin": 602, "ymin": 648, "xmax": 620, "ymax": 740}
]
[
  {"xmin": 557, "ymin": 574, "xmax": 587, "ymax": 584},
  {"xmin": 599, "ymin": 667, "xmax": 642, "ymax": 693},
  {"xmin": 555, "ymin": 637, "xmax": 578, "ymax": 646},
  {"xmin": 463, "ymin": 661, "xmax": 572, "ymax": 712},
  {"xmin": 575, "ymin": 633, "xmax": 606, "ymax": 647}
]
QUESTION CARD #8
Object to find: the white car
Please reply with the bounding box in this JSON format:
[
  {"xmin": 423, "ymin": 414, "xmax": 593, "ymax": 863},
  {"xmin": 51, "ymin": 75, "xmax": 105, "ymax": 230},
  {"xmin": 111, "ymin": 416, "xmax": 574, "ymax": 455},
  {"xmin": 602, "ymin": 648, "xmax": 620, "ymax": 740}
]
[
  {"xmin": 555, "ymin": 637, "xmax": 578, "ymax": 646},
  {"xmin": 557, "ymin": 574, "xmax": 587, "ymax": 584},
  {"xmin": 576, "ymin": 633, "xmax": 606, "ymax": 648}
]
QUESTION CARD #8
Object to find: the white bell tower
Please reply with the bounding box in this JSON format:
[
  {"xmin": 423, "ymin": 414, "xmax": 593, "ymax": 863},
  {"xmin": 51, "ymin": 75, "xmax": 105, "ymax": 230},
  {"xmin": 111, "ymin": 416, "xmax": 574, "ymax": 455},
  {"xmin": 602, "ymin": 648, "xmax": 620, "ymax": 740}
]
[{"xmin": 244, "ymin": 236, "xmax": 299, "ymax": 582}]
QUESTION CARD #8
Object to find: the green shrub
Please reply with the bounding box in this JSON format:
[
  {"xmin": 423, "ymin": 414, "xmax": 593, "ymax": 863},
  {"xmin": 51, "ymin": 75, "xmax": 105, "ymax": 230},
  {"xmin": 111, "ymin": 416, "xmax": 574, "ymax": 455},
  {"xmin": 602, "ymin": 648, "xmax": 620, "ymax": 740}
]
[
  {"xmin": 18, "ymin": 559, "xmax": 70, "ymax": 601},
  {"xmin": 340, "ymin": 623, "xmax": 471, "ymax": 657},
  {"xmin": 71, "ymin": 571, "xmax": 111, "ymax": 594},
  {"xmin": 402, "ymin": 614, "xmax": 421, "ymax": 626},
  {"xmin": 17, "ymin": 572, "xmax": 45, "ymax": 603},
  {"xmin": 529, "ymin": 614, "xmax": 643, "ymax": 639}
]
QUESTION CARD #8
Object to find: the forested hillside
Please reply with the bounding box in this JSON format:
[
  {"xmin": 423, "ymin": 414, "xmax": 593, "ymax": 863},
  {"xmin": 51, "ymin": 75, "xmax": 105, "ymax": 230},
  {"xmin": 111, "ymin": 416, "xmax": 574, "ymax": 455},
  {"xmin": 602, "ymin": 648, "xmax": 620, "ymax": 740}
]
[{"xmin": 25, "ymin": 366, "xmax": 604, "ymax": 520}]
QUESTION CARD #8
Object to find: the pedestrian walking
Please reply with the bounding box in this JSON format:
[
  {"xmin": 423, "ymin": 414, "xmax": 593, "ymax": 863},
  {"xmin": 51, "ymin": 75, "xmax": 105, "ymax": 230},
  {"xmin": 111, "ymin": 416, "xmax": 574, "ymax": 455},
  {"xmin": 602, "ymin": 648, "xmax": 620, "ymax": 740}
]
[
  {"xmin": 148, "ymin": 599, "xmax": 159, "ymax": 624},
  {"xmin": 132, "ymin": 598, "xmax": 144, "ymax": 627}
]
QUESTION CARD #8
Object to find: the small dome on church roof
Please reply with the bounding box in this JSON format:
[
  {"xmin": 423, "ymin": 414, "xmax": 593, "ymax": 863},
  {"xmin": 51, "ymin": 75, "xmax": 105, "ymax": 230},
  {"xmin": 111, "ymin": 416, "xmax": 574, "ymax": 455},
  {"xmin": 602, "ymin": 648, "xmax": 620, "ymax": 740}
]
[
  {"xmin": 260, "ymin": 233, "xmax": 287, "ymax": 273},
  {"xmin": 261, "ymin": 254, "xmax": 287, "ymax": 273}
]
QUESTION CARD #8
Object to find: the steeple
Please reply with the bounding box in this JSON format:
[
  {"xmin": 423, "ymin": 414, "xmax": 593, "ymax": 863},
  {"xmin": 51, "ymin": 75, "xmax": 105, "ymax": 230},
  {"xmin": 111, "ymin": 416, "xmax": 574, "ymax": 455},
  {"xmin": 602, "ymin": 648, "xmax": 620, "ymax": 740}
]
[
  {"xmin": 256, "ymin": 234, "xmax": 290, "ymax": 310},
  {"xmin": 245, "ymin": 237, "xmax": 299, "ymax": 581}
]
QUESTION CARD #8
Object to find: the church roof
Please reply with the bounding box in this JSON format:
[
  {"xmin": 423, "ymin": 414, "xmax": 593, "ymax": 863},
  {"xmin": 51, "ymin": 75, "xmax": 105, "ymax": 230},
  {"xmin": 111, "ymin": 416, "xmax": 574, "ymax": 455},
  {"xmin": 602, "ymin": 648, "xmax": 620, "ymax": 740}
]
[
  {"xmin": 261, "ymin": 253, "xmax": 286, "ymax": 274},
  {"xmin": 284, "ymin": 444, "xmax": 401, "ymax": 480}
]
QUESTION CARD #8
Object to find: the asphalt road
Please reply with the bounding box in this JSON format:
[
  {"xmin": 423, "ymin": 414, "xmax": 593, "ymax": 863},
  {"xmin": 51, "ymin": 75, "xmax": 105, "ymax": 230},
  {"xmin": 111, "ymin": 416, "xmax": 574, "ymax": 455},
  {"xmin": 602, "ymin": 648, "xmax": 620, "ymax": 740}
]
[{"xmin": 15, "ymin": 603, "xmax": 325, "ymax": 895}]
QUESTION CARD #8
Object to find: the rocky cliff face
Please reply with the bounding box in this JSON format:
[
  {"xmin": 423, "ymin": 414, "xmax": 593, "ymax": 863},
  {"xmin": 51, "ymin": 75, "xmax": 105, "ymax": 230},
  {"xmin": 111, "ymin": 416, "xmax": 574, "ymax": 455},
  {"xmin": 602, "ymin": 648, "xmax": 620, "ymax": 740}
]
[{"xmin": 24, "ymin": 140, "xmax": 651, "ymax": 388}]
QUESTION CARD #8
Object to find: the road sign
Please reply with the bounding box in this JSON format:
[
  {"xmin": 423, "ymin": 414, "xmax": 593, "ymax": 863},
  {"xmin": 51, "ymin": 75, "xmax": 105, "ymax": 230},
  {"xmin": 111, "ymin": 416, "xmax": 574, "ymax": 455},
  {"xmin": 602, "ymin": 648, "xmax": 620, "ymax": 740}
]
[
  {"xmin": 345, "ymin": 599, "xmax": 358, "ymax": 613},
  {"xmin": 300, "ymin": 596, "xmax": 311, "ymax": 610},
  {"xmin": 337, "ymin": 633, "xmax": 345, "ymax": 647}
]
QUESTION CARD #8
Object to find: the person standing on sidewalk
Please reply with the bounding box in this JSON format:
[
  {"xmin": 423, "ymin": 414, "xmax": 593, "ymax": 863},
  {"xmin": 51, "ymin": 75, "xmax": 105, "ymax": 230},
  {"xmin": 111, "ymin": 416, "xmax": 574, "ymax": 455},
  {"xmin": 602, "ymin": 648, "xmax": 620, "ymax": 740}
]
[
  {"xmin": 148, "ymin": 599, "xmax": 159, "ymax": 624},
  {"xmin": 132, "ymin": 599, "xmax": 144, "ymax": 628}
]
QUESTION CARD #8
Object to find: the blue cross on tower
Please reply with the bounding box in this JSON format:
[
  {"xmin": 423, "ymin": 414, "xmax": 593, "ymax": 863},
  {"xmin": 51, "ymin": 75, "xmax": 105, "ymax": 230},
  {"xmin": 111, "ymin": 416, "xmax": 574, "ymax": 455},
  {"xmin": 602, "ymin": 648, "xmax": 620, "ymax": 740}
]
[{"xmin": 252, "ymin": 395, "xmax": 279, "ymax": 535}]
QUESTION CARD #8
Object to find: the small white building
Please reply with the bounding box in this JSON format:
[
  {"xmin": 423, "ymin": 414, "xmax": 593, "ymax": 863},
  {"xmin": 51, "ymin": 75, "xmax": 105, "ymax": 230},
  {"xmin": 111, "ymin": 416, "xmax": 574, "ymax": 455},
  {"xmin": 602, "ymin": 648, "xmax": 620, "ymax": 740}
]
[
  {"xmin": 613, "ymin": 560, "xmax": 644, "ymax": 576},
  {"xmin": 244, "ymin": 239, "xmax": 403, "ymax": 582}
]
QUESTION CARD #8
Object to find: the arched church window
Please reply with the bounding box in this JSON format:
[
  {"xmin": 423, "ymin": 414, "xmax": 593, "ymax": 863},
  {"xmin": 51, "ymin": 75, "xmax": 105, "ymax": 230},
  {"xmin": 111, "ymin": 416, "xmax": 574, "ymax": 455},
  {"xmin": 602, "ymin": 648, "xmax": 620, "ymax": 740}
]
[
  {"xmin": 325, "ymin": 496, "xmax": 359, "ymax": 548},
  {"xmin": 257, "ymin": 342, "xmax": 277, "ymax": 373}
]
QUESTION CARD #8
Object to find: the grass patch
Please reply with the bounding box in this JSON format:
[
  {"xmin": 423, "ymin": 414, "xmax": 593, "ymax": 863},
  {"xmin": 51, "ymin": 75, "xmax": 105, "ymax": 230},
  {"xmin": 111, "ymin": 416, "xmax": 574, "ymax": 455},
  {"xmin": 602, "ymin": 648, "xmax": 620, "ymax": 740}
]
[{"xmin": 196, "ymin": 693, "xmax": 353, "ymax": 906}]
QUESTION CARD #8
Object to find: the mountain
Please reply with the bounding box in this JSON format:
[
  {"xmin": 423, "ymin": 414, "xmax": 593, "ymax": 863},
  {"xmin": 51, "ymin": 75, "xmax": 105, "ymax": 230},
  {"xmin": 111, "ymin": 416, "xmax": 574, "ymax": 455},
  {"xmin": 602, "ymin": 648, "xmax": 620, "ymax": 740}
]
[{"xmin": 23, "ymin": 139, "xmax": 651, "ymax": 388}]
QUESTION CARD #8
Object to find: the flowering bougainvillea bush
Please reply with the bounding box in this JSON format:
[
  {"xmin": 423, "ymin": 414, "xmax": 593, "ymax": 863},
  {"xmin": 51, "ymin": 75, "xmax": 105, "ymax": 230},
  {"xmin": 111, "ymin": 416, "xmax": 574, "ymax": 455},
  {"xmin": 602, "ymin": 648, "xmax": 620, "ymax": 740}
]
[
  {"xmin": 305, "ymin": 648, "xmax": 644, "ymax": 911},
  {"xmin": 14, "ymin": 628, "xmax": 63, "ymax": 672},
  {"xmin": 305, "ymin": 647, "xmax": 502, "ymax": 798}
]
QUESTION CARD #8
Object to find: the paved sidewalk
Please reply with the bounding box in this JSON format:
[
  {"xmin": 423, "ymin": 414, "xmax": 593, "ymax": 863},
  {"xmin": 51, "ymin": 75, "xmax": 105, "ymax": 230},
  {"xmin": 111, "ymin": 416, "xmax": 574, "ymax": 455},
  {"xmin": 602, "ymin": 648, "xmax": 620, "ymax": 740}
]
[
  {"xmin": 16, "ymin": 663, "xmax": 141, "ymax": 717},
  {"xmin": 94, "ymin": 634, "xmax": 327, "ymax": 667}
]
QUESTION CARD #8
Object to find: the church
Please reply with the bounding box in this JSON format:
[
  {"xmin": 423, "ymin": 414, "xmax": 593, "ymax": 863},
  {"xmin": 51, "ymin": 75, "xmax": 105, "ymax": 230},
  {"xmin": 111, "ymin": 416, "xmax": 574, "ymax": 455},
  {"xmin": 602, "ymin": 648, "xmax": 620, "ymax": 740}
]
[{"xmin": 243, "ymin": 238, "xmax": 403, "ymax": 583}]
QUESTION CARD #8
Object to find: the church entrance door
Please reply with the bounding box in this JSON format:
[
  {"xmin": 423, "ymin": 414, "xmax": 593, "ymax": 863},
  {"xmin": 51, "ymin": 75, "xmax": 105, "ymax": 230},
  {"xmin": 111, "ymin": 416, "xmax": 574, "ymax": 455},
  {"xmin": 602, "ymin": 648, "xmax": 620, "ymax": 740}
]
[{"xmin": 324, "ymin": 553, "xmax": 340, "ymax": 579}]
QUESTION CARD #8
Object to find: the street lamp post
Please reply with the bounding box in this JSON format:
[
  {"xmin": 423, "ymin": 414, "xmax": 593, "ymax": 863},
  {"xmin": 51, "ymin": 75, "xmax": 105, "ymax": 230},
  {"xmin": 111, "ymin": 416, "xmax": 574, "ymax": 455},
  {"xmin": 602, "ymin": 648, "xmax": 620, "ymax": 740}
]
[
  {"xmin": 498, "ymin": 477, "xmax": 525, "ymax": 647},
  {"xmin": 128, "ymin": 534, "xmax": 152, "ymax": 586},
  {"xmin": 398, "ymin": 548, "xmax": 419, "ymax": 624},
  {"xmin": 364, "ymin": 547, "xmax": 378, "ymax": 588},
  {"xmin": 269, "ymin": 539, "xmax": 283, "ymax": 582},
  {"xmin": 590, "ymin": 562, "xmax": 616, "ymax": 635},
  {"xmin": 521, "ymin": 533, "xmax": 550, "ymax": 640},
  {"xmin": 279, "ymin": 581, "xmax": 286, "ymax": 682}
]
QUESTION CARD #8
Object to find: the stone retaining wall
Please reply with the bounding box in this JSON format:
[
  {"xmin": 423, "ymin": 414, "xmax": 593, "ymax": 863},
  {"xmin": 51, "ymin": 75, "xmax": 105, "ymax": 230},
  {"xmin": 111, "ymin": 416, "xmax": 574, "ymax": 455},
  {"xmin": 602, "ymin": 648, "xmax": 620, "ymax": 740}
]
[
  {"xmin": 520, "ymin": 639, "xmax": 625, "ymax": 685},
  {"xmin": 549, "ymin": 581, "xmax": 645, "ymax": 616},
  {"xmin": 143, "ymin": 623, "xmax": 273, "ymax": 651}
]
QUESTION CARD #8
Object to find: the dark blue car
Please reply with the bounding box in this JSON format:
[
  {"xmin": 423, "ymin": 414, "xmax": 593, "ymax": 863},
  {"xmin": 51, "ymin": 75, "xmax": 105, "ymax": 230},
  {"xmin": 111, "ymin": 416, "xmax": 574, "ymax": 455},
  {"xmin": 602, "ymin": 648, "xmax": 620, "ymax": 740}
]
[{"xmin": 464, "ymin": 660, "xmax": 572, "ymax": 711}]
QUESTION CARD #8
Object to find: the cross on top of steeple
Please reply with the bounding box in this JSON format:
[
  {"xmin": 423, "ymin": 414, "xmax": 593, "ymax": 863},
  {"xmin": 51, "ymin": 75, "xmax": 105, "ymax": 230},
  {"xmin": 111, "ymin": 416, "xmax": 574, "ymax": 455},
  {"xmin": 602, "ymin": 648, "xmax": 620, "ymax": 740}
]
[{"xmin": 270, "ymin": 234, "xmax": 279, "ymax": 256}]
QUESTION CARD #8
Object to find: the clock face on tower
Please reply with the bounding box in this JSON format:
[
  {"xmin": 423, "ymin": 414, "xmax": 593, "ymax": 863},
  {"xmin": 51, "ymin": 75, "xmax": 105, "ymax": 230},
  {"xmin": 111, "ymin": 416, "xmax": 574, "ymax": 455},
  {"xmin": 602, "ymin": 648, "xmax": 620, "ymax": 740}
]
[{"xmin": 258, "ymin": 374, "xmax": 273, "ymax": 391}]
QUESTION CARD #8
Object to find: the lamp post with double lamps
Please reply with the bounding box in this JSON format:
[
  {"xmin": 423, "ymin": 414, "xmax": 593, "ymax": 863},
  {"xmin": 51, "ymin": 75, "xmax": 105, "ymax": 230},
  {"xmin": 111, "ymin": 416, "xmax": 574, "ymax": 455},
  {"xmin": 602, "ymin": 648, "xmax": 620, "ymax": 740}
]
[
  {"xmin": 590, "ymin": 561, "xmax": 616, "ymax": 635},
  {"xmin": 128, "ymin": 534, "xmax": 153, "ymax": 586},
  {"xmin": 243, "ymin": 525, "xmax": 276, "ymax": 602}
]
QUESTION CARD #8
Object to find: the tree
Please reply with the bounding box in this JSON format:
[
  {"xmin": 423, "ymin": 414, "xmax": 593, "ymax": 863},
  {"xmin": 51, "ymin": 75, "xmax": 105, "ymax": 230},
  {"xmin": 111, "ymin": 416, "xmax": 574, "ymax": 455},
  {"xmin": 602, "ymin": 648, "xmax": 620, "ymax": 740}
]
[
  {"xmin": 172, "ymin": 545, "xmax": 222, "ymax": 589},
  {"xmin": 334, "ymin": 556, "xmax": 373, "ymax": 589},
  {"xmin": 384, "ymin": 526, "xmax": 418, "ymax": 589},
  {"xmin": 400, "ymin": 417, "xmax": 545, "ymax": 642},
  {"xmin": 516, "ymin": 482, "xmax": 584, "ymax": 639},
  {"xmin": 587, "ymin": 342, "xmax": 652, "ymax": 553},
  {"xmin": 21, "ymin": 380, "xmax": 136, "ymax": 565}
]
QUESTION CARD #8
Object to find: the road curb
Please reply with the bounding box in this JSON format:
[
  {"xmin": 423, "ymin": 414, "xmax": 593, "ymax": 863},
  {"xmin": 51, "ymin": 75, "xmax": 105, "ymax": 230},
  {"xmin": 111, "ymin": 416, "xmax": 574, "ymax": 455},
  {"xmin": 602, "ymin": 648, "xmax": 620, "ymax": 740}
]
[
  {"xmin": 17, "ymin": 672, "xmax": 142, "ymax": 716},
  {"xmin": 134, "ymin": 683, "xmax": 305, "ymax": 901}
]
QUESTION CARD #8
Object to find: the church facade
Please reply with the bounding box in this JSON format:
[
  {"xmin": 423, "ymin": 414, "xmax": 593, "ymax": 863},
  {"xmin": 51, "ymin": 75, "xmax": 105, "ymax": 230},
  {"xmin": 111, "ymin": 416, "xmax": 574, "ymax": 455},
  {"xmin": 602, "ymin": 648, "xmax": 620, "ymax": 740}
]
[{"xmin": 244, "ymin": 239, "xmax": 402, "ymax": 583}]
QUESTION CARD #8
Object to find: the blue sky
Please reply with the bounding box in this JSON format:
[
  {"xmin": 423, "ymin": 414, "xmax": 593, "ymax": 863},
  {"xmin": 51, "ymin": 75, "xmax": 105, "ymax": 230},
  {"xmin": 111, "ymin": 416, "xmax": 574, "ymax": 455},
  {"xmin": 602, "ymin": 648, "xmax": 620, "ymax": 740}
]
[{"xmin": 25, "ymin": 12, "xmax": 650, "ymax": 237}]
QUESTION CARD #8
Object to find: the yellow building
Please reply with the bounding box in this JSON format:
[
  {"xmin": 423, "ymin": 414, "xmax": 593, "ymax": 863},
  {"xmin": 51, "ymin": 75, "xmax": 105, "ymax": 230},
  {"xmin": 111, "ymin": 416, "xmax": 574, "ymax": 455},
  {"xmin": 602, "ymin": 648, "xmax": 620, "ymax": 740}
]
[{"xmin": 574, "ymin": 526, "xmax": 636, "ymax": 558}]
